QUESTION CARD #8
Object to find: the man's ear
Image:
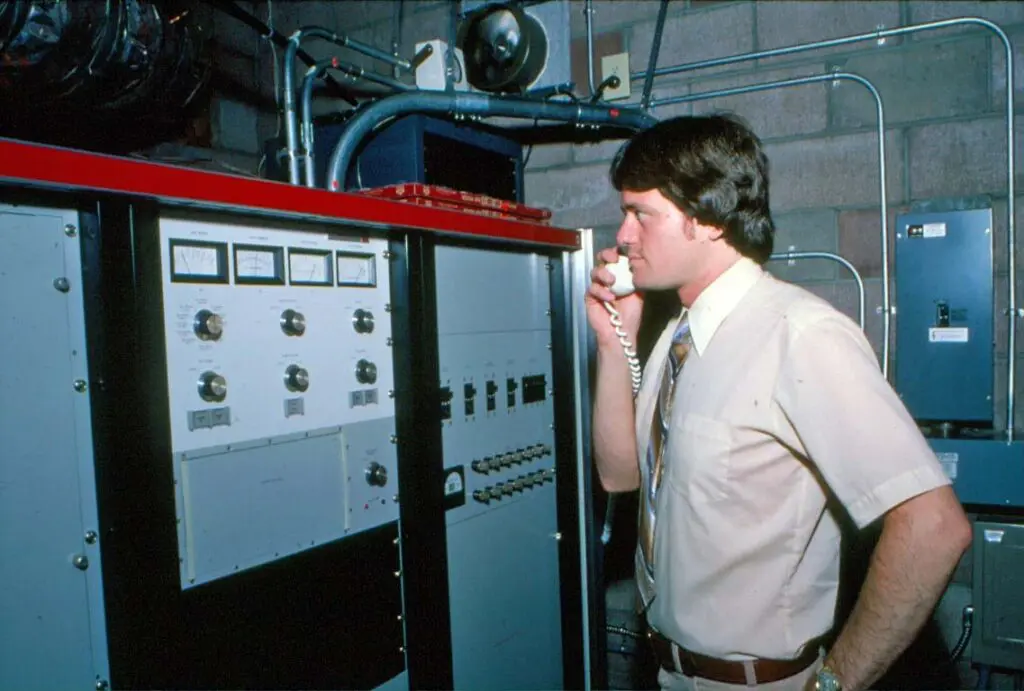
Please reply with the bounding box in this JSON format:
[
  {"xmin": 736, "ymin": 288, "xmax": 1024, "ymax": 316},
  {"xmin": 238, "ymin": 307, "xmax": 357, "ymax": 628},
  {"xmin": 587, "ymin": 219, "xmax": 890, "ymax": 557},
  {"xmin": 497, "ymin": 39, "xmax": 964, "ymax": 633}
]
[{"xmin": 697, "ymin": 222, "xmax": 725, "ymax": 242}]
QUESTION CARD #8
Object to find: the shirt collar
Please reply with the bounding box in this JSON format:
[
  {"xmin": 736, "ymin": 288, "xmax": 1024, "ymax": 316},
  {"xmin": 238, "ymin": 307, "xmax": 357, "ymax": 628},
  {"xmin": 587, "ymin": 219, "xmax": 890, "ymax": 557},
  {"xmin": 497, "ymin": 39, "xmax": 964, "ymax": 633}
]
[{"xmin": 683, "ymin": 256, "xmax": 763, "ymax": 356}]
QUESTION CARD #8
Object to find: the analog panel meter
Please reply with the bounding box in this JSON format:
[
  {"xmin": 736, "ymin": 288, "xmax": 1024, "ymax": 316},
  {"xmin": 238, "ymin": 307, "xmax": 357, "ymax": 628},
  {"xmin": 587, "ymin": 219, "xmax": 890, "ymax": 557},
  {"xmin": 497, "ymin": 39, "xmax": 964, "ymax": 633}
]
[
  {"xmin": 234, "ymin": 244, "xmax": 284, "ymax": 285},
  {"xmin": 336, "ymin": 252, "xmax": 377, "ymax": 288},
  {"xmin": 288, "ymin": 249, "xmax": 333, "ymax": 286},
  {"xmin": 170, "ymin": 240, "xmax": 228, "ymax": 283}
]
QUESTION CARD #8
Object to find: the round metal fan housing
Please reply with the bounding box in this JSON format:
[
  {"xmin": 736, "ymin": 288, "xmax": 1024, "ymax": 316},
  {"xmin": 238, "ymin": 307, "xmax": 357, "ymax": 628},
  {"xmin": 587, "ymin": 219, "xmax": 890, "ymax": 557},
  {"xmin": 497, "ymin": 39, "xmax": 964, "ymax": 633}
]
[{"xmin": 458, "ymin": 3, "xmax": 548, "ymax": 94}]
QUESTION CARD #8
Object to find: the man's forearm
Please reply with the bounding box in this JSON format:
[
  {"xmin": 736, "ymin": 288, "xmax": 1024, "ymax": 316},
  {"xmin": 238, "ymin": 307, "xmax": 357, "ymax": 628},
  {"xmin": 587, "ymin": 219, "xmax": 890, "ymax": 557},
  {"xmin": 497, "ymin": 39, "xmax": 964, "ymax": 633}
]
[
  {"xmin": 592, "ymin": 344, "xmax": 640, "ymax": 492},
  {"xmin": 825, "ymin": 487, "xmax": 971, "ymax": 691}
]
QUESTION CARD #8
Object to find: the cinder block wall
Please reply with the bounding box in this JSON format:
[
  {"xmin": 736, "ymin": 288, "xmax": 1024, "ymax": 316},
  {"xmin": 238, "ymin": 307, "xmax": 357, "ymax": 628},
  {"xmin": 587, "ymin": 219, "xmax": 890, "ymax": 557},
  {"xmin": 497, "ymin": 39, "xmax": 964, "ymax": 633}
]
[{"xmin": 523, "ymin": 0, "xmax": 1024, "ymax": 432}]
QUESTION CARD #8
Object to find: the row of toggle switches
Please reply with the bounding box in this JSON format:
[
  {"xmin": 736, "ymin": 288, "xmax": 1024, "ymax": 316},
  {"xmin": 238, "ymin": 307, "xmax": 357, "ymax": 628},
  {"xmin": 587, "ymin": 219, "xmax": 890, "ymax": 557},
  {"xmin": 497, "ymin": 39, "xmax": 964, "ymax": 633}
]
[
  {"xmin": 470, "ymin": 443, "xmax": 552, "ymax": 474},
  {"xmin": 472, "ymin": 469, "xmax": 556, "ymax": 503}
]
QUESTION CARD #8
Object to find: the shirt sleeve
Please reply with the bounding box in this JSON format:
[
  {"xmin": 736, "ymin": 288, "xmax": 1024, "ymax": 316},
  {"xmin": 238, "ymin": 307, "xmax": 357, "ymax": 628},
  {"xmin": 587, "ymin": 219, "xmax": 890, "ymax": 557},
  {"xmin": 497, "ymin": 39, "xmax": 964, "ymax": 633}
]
[{"xmin": 775, "ymin": 313, "xmax": 951, "ymax": 528}]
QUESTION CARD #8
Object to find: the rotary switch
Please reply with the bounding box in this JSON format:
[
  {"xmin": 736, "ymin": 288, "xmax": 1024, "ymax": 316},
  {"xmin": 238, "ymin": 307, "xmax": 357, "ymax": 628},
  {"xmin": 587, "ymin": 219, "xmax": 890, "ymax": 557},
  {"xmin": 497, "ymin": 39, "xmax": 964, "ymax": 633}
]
[
  {"xmin": 355, "ymin": 359, "xmax": 378, "ymax": 384},
  {"xmin": 193, "ymin": 309, "xmax": 223, "ymax": 341},
  {"xmin": 280, "ymin": 308, "xmax": 306, "ymax": 336},
  {"xmin": 285, "ymin": 364, "xmax": 310, "ymax": 392},
  {"xmin": 198, "ymin": 371, "xmax": 227, "ymax": 402},
  {"xmin": 352, "ymin": 308, "xmax": 375, "ymax": 334},
  {"xmin": 365, "ymin": 462, "xmax": 388, "ymax": 487}
]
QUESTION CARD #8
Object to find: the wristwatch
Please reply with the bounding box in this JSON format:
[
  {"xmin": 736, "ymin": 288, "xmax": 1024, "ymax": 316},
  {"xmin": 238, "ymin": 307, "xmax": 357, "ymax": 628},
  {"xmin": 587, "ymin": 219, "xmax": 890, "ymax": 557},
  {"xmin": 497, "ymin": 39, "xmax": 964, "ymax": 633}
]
[{"xmin": 814, "ymin": 665, "xmax": 843, "ymax": 691}]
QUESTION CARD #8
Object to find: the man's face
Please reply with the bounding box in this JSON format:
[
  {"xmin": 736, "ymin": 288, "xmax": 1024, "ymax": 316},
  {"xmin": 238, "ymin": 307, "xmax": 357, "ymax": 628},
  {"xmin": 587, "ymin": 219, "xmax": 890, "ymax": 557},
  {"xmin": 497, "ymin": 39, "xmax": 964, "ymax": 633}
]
[{"xmin": 615, "ymin": 188, "xmax": 710, "ymax": 292}]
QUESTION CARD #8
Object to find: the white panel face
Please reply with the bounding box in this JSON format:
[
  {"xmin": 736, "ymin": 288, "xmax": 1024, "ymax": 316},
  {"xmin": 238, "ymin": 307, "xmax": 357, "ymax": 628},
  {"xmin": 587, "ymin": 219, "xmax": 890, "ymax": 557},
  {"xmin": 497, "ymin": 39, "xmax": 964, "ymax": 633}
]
[{"xmin": 159, "ymin": 216, "xmax": 394, "ymax": 455}]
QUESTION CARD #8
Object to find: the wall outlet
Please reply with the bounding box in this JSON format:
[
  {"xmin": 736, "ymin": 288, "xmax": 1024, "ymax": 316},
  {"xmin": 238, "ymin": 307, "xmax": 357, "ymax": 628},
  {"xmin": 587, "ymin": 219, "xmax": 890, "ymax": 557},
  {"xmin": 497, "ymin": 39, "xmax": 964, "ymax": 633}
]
[{"xmin": 600, "ymin": 52, "xmax": 632, "ymax": 101}]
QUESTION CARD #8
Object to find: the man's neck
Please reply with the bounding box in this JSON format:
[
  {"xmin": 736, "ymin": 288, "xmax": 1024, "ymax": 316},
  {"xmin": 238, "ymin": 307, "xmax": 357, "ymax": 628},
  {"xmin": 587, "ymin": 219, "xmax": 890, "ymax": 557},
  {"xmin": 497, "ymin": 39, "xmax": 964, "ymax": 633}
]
[{"xmin": 678, "ymin": 252, "xmax": 743, "ymax": 308}]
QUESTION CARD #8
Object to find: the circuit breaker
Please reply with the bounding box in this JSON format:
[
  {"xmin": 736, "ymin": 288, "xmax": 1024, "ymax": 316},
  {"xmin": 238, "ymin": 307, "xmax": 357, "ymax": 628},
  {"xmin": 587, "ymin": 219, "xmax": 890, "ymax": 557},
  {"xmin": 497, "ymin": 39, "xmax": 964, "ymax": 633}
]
[{"xmin": 894, "ymin": 207, "xmax": 994, "ymax": 426}]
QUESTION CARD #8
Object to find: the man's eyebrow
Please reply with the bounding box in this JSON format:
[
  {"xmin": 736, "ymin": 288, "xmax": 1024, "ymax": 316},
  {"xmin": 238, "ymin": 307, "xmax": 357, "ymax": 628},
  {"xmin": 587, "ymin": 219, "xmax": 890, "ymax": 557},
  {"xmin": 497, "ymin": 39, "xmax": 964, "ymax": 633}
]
[{"xmin": 621, "ymin": 202, "xmax": 647, "ymax": 213}]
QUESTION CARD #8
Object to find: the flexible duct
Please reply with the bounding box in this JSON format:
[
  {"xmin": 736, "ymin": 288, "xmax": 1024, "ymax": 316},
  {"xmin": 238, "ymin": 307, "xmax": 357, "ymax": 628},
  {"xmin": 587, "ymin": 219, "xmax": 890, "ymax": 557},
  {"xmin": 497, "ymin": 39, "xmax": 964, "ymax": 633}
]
[{"xmin": 325, "ymin": 91, "xmax": 657, "ymax": 192}]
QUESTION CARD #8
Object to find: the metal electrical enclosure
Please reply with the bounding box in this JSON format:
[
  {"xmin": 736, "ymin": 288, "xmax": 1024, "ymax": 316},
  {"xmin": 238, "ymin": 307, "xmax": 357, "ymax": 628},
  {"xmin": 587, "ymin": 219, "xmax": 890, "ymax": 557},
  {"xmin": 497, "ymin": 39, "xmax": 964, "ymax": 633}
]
[
  {"xmin": 894, "ymin": 208, "xmax": 994, "ymax": 426},
  {"xmin": 0, "ymin": 139, "xmax": 597, "ymax": 690},
  {"xmin": 972, "ymin": 520, "xmax": 1024, "ymax": 670}
]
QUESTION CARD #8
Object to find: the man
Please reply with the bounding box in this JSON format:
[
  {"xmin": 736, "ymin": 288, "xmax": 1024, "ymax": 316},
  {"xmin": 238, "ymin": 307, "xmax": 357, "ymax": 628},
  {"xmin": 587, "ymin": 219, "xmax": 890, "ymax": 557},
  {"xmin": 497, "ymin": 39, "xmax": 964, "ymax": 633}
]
[{"xmin": 586, "ymin": 114, "xmax": 972, "ymax": 691}]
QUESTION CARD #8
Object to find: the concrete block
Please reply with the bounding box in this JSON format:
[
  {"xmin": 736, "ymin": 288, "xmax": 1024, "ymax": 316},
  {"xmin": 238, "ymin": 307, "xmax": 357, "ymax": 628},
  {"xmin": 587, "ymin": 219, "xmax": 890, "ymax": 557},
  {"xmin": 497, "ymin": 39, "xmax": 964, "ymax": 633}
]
[
  {"xmin": 756, "ymin": 1, "xmax": 902, "ymax": 62},
  {"xmin": 333, "ymin": 1, "xmax": 402, "ymax": 31},
  {"xmin": 687, "ymin": 64, "xmax": 830, "ymax": 140},
  {"xmin": 524, "ymin": 163, "xmax": 622, "ymax": 229},
  {"xmin": 400, "ymin": 3, "xmax": 455, "ymax": 59},
  {"xmin": 211, "ymin": 98, "xmax": 260, "ymax": 154},
  {"xmin": 990, "ymin": 27, "xmax": 1024, "ymax": 109},
  {"xmin": 573, "ymin": 139, "xmax": 627, "ymax": 165},
  {"xmin": 989, "ymin": 196, "xmax": 1024, "ymax": 284},
  {"xmin": 592, "ymin": 225, "xmax": 621, "ymax": 253},
  {"xmin": 568, "ymin": 0, "xmax": 665, "ymax": 38},
  {"xmin": 907, "ymin": 116, "xmax": 1024, "ymax": 200},
  {"xmin": 765, "ymin": 130, "xmax": 904, "ymax": 212},
  {"xmin": 767, "ymin": 209, "xmax": 839, "ymax": 282},
  {"xmin": 988, "ymin": 354, "xmax": 1024, "ymax": 431},
  {"xmin": 907, "ymin": 1, "xmax": 1024, "ymax": 35},
  {"xmin": 838, "ymin": 205, "xmax": 904, "ymax": 279},
  {"xmin": 828, "ymin": 36, "xmax": 991, "ymax": 129},
  {"xmin": 630, "ymin": 2, "xmax": 755, "ymax": 77},
  {"xmin": 525, "ymin": 143, "xmax": 574, "ymax": 170},
  {"xmin": 647, "ymin": 79, "xmax": 696, "ymax": 120}
]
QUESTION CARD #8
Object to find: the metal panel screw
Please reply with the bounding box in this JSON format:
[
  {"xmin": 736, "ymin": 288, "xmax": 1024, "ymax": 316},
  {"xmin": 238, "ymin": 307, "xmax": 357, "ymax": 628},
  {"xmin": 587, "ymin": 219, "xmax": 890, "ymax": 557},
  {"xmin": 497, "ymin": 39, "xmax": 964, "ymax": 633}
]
[
  {"xmin": 96, "ymin": 680, "xmax": 109, "ymax": 691},
  {"xmin": 73, "ymin": 380, "xmax": 88, "ymax": 393},
  {"xmin": 72, "ymin": 554, "xmax": 89, "ymax": 570},
  {"xmin": 53, "ymin": 277, "xmax": 70, "ymax": 293},
  {"xmin": 388, "ymin": 389, "xmax": 395, "ymax": 399},
  {"xmin": 386, "ymin": 337, "xmax": 393, "ymax": 347},
  {"xmin": 389, "ymin": 434, "xmax": 398, "ymax": 444},
  {"xmin": 383, "ymin": 250, "xmax": 394, "ymax": 259},
  {"xmin": 384, "ymin": 303, "xmax": 392, "ymax": 313},
  {"xmin": 84, "ymin": 530, "xmax": 98, "ymax": 544},
  {"xmin": 64, "ymin": 224, "xmax": 77, "ymax": 237}
]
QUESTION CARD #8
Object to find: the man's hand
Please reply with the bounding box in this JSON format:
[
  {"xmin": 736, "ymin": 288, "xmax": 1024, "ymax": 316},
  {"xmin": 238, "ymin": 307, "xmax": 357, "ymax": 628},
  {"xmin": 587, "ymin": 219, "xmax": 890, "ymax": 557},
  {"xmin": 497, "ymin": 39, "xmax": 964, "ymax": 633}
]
[{"xmin": 586, "ymin": 246, "xmax": 644, "ymax": 349}]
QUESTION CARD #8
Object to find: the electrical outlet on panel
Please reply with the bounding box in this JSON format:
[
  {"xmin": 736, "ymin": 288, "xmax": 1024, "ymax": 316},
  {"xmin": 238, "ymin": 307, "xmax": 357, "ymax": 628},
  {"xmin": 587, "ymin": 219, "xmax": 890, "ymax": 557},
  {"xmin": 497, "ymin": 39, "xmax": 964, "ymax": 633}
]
[{"xmin": 601, "ymin": 52, "xmax": 632, "ymax": 101}]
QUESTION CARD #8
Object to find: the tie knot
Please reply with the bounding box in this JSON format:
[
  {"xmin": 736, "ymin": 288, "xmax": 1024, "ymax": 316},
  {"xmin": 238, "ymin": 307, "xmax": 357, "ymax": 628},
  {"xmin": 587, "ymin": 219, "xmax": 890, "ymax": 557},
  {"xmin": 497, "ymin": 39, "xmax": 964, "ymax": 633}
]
[{"xmin": 668, "ymin": 316, "xmax": 691, "ymax": 374}]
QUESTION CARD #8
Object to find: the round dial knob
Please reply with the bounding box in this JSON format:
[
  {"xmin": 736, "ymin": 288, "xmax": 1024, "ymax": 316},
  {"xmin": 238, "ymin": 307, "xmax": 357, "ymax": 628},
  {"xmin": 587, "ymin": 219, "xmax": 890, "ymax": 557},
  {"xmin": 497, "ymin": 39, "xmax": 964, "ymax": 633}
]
[
  {"xmin": 198, "ymin": 371, "xmax": 227, "ymax": 402},
  {"xmin": 193, "ymin": 309, "xmax": 224, "ymax": 341},
  {"xmin": 355, "ymin": 359, "xmax": 378, "ymax": 384},
  {"xmin": 280, "ymin": 309, "xmax": 306, "ymax": 336},
  {"xmin": 352, "ymin": 308, "xmax": 375, "ymax": 334},
  {"xmin": 285, "ymin": 364, "xmax": 309, "ymax": 393},
  {"xmin": 365, "ymin": 462, "xmax": 388, "ymax": 487}
]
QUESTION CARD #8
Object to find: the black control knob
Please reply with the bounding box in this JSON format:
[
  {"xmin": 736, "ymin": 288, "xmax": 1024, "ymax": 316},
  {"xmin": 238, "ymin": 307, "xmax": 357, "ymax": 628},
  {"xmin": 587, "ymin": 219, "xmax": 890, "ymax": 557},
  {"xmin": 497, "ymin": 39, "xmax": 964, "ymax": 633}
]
[
  {"xmin": 198, "ymin": 371, "xmax": 227, "ymax": 402},
  {"xmin": 365, "ymin": 462, "xmax": 388, "ymax": 487},
  {"xmin": 193, "ymin": 309, "xmax": 224, "ymax": 341},
  {"xmin": 355, "ymin": 359, "xmax": 378, "ymax": 384},
  {"xmin": 285, "ymin": 364, "xmax": 310, "ymax": 392},
  {"xmin": 352, "ymin": 308, "xmax": 375, "ymax": 334},
  {"xmin": 280, "ymin": 309, "xmax": 306, "ymax": 336}
]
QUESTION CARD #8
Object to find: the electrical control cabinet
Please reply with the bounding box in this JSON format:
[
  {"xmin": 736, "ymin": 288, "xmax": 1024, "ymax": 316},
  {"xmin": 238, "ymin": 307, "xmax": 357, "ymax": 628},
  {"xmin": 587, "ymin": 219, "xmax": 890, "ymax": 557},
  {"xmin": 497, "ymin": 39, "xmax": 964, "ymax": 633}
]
[
  {"xmin": 972, "ymin": 520, "xmax": 1024, "ymax": 670},
  {"xmin": 159, "ymin": 216, "xmax": 397, "ymax": 587},
  {"xmin": 0, "ymin": 141, "xmax": 595, "ymax": 691},
  {"xmin": 894, "ymin": 207, "xmax": 994, "ymax": 426},
  {"xmin": 436, "ymin": 246, "xmax": 564, "ymax": 689}
]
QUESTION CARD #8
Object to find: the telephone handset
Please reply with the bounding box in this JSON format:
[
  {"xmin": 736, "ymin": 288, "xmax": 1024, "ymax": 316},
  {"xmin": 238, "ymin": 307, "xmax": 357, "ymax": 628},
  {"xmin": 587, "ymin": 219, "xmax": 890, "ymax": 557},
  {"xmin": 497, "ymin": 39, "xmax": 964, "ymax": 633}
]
[{"xmin": 601, "ymin": 255, "xmax": 643, "ymax": 396}]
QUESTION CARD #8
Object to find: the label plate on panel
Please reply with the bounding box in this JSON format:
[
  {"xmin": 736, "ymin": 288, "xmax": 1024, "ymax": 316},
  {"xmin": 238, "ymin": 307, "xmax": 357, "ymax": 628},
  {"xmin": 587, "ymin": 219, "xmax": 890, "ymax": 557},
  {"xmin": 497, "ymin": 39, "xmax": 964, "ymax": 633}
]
[{"xmin": 929, "ymin": 327, "xmax": 969, "ymax": 343}]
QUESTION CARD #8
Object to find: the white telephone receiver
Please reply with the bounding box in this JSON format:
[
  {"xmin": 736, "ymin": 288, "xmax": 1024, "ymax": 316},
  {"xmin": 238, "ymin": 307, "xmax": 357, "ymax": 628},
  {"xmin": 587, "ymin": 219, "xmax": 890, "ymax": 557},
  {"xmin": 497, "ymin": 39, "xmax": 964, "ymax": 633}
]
[{"xmin": 601, "ymin": 254, "xmax": 643, "ymax": 396}]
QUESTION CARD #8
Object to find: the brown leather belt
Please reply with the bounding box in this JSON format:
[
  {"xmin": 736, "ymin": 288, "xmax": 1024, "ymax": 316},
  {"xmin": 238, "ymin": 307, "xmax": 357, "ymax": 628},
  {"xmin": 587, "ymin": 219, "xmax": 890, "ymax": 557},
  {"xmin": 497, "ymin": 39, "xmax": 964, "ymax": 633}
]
[{"xmin": 647, "ymin": 629, "xmax": 818, "ymax": 684}]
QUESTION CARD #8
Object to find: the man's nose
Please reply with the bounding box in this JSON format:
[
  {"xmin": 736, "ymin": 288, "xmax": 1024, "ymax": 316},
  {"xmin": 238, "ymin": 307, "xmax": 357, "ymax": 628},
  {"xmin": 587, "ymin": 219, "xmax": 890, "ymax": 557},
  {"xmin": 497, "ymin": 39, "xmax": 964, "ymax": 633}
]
[{"xmin": 616, "ymin": 219, "xmax": 638, "ymax": 249}]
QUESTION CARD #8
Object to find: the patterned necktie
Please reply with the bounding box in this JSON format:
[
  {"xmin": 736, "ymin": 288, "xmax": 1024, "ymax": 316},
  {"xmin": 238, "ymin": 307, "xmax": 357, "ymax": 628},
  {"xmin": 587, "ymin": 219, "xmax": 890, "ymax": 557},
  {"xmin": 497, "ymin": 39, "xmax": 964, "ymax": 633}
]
[{"xmin": 638, "ymin": 314, "xmax": 691, "ymax": 586}]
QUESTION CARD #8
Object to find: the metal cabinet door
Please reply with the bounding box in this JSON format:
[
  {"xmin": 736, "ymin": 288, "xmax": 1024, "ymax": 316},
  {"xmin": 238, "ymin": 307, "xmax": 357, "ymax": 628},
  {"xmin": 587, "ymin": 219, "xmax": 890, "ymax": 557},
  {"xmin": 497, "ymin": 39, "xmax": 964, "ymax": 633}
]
[{"xmin": 0, "ymin": 206, "xmax": 108, "ymax": 690}]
